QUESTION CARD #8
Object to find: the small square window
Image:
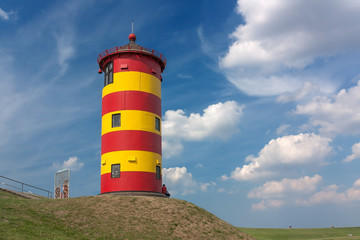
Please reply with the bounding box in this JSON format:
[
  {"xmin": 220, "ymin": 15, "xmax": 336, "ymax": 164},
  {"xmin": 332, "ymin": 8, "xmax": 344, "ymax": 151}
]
[
  {"xmin": 112, "ymin": 113, "xmax": 121, "ymax": 128},
  {"xmin": 155, "ymin": 117, "xmax": 160, "ymax": 131},
  {"xmin": 111, "ymin": 164, "xmax": 120, "ymax": 178},
  {"xmin": 156, "ymin": 165, "xmax": 161, "ymax": 180}
]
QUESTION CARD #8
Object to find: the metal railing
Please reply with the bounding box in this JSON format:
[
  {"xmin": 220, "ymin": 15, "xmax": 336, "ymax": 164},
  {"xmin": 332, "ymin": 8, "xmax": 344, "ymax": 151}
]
[
  {"xmin": 0, "ymin": 176, "xmax": 53, "ymax": 199},
  {"xmin": 97, "ymin": 43, "xmax": 167, "ymax": 67}
]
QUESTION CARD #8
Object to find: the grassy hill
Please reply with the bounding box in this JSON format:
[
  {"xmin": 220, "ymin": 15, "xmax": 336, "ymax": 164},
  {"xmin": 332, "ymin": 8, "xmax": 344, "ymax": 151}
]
[{"xmin": 0, "ymin": 189, "xmax": 252, "ymax": 240}]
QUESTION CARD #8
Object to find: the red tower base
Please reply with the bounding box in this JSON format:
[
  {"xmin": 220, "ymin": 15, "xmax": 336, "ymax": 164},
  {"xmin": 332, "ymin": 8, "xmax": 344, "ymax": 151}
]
[{"xmin": 100, "ymin": 172, "xmax": 162, "ymax": 193}]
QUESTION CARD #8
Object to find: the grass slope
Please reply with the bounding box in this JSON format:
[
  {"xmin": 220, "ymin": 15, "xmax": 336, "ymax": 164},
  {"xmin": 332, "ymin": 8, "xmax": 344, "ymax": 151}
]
[
  {"xmin": 0, "ymin": 189, "xmax": 252, "ymax": 240},
  {"xmin": 239, "ymin": 227, "xmax": 360, "ymax": 240}
]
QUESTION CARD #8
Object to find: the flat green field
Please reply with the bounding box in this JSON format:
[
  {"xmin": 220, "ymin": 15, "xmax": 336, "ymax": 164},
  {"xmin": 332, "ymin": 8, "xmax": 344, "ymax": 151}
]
[{"xmin": 239, "ymin": 227, "xmax": 360, "ymax": 240}]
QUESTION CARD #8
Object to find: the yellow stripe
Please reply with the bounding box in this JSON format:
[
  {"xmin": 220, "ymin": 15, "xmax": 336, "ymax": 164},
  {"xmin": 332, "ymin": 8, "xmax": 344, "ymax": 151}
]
[
  {"xmin": 101, "ymin": 151, "xmax": 162, "ymax": 174},
  {"xmin": 102, "ymin": 110, "xmax": 161, "ymax": 136},
  {"xmin": 102, "ymin": 72, "xmax": 161, "ymax": 98}
]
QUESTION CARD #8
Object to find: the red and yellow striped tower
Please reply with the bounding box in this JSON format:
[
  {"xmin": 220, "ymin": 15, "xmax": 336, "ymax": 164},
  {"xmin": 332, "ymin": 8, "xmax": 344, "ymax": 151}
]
[{"xmin": 97, "ymin": 33, "xmax": 166, "ymax": 194}]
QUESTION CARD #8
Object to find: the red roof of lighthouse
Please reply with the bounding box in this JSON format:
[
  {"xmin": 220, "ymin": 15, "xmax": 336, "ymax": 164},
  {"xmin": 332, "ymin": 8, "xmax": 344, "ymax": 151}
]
[{"xmin": 97, "ymin": 33, "xmax": 166, "ymax": 72}]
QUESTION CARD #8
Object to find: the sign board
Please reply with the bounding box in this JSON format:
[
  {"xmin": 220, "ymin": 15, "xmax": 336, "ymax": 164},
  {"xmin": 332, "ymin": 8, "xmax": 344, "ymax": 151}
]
[{"xmin": 54, "ymin": 169, "xmax": 70, "ymax": 199}]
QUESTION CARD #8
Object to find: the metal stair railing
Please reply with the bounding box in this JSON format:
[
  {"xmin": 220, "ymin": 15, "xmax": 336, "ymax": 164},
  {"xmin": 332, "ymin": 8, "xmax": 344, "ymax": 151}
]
[{"xmin": 0, "ymin": 175, "xmax": 53, "ymax": 198}]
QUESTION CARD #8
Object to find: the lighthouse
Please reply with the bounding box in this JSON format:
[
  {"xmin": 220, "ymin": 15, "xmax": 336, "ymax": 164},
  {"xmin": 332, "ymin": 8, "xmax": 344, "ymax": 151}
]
[{"xmin": 97, "ymin": 32, "xmax": 166, "ymax": 195}]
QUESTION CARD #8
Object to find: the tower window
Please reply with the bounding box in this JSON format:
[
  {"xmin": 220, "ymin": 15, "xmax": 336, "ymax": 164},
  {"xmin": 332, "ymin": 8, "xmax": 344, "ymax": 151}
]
[
  {"xmin": 156, "ymin": 165, "xmax": 161, "ymax": 180},
  {"xmin": 155, "ymin": 117, "xmax": 160, "ymax": 131},
  {"xmin": 111, "ymin": 164, "xmax": 120, "ymax": 178},
  {"xmin": 104, "ymin": 61, "xmax": 113, "ymax": 86},
  {"xmin": 112, "ymin": 113, "xmax": 121, "ymax": 128}
]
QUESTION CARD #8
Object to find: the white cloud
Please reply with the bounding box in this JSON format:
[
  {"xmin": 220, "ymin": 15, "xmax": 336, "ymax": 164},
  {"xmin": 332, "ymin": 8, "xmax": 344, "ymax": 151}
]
[
  {"xmin": 251, "ymin": 200, "xmax": 267, "ymax": 210},
  {"xmin": 55, "ymin": 31, "xmax": 75, "ymax": 74},
  {"xmin": 197, "ymin": 25, "xmax": 213, "ymax": 56},
  {"xmin": 295, "ymin": 80, "xmax": 360, "ymax": 136},
  {"xmin": 343, "ymin": 142, "xmax": 360, "ymax": 163},
  {"xmin": 251, "ymin": 199, "xmax": 285, "ymax": 211},
  {"xmin": 276, "ymin": 82, "xmax": 320, "ymax": 103},
  {"xmin": 162, "ymin": 139, "xmax": 183, "ymax": 159},
  {"xmin": 219, "ymin": 0, "xmax": 360, "ymax": 96},
  {"xmin": 162, "ymin": 101, "xmax": 244, "ymax": 158},
  {"xmin": 248, "ymin": 175, "xmax": 323, "ymax": 210},
  {"xmin": 0, "ymin": 8, "xmax": 14, "ymax": 20},
  {"xmin": 249, "ymin": 175, "xmax": 322, "ymax": 210},
  {"xmin": 223, "ymin": 75, "xmax": 309, "ymax": 97},
  {"xmin": 52, "ymin": 156, "xmax": 84, "ymax": 171},
  {"xmin": 299, "ymin": 179, "xmax": 360, "ymax": 205},
  {"xmin": 248, "ymin": 175, "xmax": 322, "ymax": 199},
  {"xmin": 162, "ymin": 167, "xmax": 215, "ymax": 196},
  {"xmin": 222, "ymin": 133, "xmax": 332, "ymax": 181},
  {"xmin": 250, "ymin": 177, "xmax": 360, "ymax": 209}
]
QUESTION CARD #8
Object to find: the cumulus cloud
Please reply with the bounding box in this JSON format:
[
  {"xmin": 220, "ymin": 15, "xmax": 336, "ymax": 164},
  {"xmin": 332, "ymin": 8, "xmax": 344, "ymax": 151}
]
[
  {"xmin": 295, "ymin": 80, "xmax": 360, "ymax": 136},
  {"xmin": 343, "ymin": 142, "xmax": 360, "ymax": 163},
  {"xmin": 248, "ymin": 175, "xmax": 322, "ymax": 199},
  {"xmin": 250, "ymin": 176, "xmax": 360, "ymax": 210},
  {"xmin": 219, "ymin": 0, "xmax": 360, "ymax": 96},
  {"xmin": 251, "ymin": 199, "xmax": 286, "ymax": 210},
  {"xmin": 249, "ymin": 175, "xmax": 322, "ymax": 210},
  {"xmin": 162, "ymin": 101, "xmax": 244, "ymax": 158},
  {"xmin": 222, "ymin": 133, "xmax": 332, "ymax": 181},
  {"xmin": 52, "ymin": 156, "xmax": 84, "ymax": 171},
  {"xmin": 299, "ymin": 179, "xmax": 360, "ymax": 205},
  {"xmin": 162, "ymin": 167, "xmax": 215, "ymax": 195}
]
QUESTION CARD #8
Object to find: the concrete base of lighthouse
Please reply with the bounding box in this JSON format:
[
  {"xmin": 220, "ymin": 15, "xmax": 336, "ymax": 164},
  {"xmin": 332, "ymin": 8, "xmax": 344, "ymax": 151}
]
[{"xmin": 100, "ymin": 191, "xmax": 169, "ymax": 198}]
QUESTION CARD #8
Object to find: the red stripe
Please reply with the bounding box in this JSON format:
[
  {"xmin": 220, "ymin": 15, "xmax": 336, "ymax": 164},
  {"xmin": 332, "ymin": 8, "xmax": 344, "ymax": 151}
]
[
  {"xmin": 102, "ymin": 91, "xmax": 161, "ymax": 116},
  {"xmin": 101, "ymin": 130, "xmax": 161, "ymax": 155},
  {"xmin": 113, "ymin": 56, "xmax": 162, "ymax": 80},
  {"xmin": 101, "ymin": 172, "xmax": 162, "ymax": 193}
]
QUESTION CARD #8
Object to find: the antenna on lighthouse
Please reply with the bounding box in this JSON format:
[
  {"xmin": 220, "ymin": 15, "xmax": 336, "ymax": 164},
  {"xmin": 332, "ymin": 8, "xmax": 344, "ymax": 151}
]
[{"xmin": 129, "ymin": 21, "xmax": 136, "ymax": 42}]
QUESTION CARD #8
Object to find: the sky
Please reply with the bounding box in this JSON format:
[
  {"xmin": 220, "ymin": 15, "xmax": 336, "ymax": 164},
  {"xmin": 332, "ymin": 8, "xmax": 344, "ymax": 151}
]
[{"xmin": 1, "ymin": 0, "xmax": 360, "ymax": 228}]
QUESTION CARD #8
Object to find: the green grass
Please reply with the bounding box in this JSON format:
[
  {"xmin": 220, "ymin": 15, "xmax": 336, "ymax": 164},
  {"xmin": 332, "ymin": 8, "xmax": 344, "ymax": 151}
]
[
  {"xmin": 239, "ymin": 227, "xmax": 360, "ymax": 240},
  {"xmin": 4, "ymin": 188, "xmax": 359, "ymax": 240},
  {"xmin": 0, "ymin": 189, "xmax": 251, "ymax": 240},
  {"xmin": 0, "ymin": 190, "xmax": 81, "ymax": 239}
]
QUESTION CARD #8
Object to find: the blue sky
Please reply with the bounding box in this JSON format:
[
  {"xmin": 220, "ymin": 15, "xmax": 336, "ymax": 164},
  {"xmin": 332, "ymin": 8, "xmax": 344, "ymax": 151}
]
[{"xmin": 1, "ymin": 0, "xmax": 360, "ymax": 228}]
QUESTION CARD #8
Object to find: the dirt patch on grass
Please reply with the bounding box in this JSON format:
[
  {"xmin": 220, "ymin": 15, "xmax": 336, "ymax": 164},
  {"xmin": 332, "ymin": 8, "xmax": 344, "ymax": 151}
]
[{"xmin": 2, "ymin": 219, "xmax": 9, "ymax": 223}]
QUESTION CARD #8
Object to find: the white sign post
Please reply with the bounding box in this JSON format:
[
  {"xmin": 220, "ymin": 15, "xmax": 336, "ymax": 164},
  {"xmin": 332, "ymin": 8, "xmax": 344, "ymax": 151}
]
[{"xmin": 54, "ymin": 169, "xmax": 70, "ymax": 199}]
